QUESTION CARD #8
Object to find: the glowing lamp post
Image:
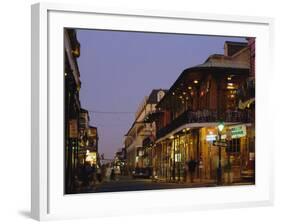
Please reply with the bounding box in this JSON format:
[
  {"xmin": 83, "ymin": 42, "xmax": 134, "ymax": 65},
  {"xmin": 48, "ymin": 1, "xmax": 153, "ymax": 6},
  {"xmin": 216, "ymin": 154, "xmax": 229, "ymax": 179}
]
[
  {"xmin": 217, "ymin": 121, "xmax": 224, "ymax": 185},
  {"xmin": 218, "ymin": 122, "xmax": 224, "ymax": 133}
]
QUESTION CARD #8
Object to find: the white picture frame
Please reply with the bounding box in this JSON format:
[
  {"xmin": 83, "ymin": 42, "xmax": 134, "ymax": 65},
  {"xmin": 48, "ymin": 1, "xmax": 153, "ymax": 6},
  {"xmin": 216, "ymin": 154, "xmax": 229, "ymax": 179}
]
[{"xmin": 31, "ymin": 2, "xmax": 275, "ymax": 221}]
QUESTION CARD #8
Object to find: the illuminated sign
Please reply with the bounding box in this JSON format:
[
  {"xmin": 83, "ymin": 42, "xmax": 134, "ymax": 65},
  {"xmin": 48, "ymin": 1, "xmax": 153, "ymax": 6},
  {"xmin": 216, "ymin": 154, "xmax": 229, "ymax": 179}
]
[
  {"xmin": 206, "ymin": 134, "xmax": 216, "ymax": 141},
  {"xmin": 85, "ymin": 152, "xmax": 97, "ymax": 165},
  {"xmin": 229, "ymin": 125, "xmax": 246, "ymax": 139},
  {"xmin": 206, "ymin": 125, "xmax": 246, "ymax": 142}
]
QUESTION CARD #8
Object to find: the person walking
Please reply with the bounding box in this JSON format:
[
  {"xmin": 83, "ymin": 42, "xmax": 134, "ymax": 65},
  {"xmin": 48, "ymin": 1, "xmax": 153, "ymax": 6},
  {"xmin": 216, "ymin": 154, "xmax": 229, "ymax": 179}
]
[
  {"xmin": 198, "ymin": 157, "xmax": 204, "ymax": 182},
  {"xmin": 152, "ymin": 167, "xmax": 158, "ymax": 182},
  {"xmin": 82, "ymin": 162, "xmax": 93, "ymax": 189},
  {"xmin": 187, "ymin": 158, "xmax": 197, "ymax": 183},
  {"xmin": 110, "ymin": 167, "xmax": 116, "ymax": 181},
  {"xmin": 96, "ymin": 166, "xmax": 102, "ymax": 183},
  {"xmin": 183, "ymin": 161, "xmax": 189, "ymax": 183},
  {"xmin": 105, "ymin": 164, "xmax": 111, "ymax": 182},
  {"xmin": 101, "ymin": 164, "xmax": 106, "ymax": 183}
]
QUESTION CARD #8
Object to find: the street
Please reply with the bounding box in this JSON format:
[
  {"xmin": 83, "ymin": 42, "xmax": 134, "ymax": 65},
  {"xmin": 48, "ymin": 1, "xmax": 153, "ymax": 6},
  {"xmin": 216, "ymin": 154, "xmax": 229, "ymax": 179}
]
[{"xmin": 76, "ymin": 175, "xmax": 252, "ymax": 194}]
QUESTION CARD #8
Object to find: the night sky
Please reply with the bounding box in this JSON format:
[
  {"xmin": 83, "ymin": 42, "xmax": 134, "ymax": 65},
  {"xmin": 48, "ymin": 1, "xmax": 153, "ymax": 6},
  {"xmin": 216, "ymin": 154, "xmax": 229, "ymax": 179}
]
[{"xmin": 76, "ymin": 29, "xmax": 246, "ymax": 159}]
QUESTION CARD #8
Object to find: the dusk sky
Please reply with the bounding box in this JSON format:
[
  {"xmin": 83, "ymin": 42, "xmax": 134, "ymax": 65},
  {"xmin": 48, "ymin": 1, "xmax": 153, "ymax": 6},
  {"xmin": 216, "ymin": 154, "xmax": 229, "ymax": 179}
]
[{"xmin": 76, "ymin": 29, "xmax": 246, "ymax": 159}]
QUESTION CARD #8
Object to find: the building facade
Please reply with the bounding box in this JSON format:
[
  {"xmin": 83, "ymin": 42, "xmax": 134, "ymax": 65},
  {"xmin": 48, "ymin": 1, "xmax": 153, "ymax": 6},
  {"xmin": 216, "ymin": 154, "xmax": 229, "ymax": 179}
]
[
  {"xmin": 146, "ymin": 41, "xmax": 255, "ymax": 184},
  {"xmin": 124, "ymin": 89, "xmax": 167, "ymax": 173},
  {"xmin": 64, "ymin": 28, "xmax": 101, "ymax": 193},
  {"xmin": 85, "ymin": 126, "xmax": 99, "ymax": 167},
  {"xmin": 64, "ymin": 29, "xmax": 81, "ymax": 193},
  {"xmin": 79, "ymin": 109, "xmax": 100, "ymax": 167}
]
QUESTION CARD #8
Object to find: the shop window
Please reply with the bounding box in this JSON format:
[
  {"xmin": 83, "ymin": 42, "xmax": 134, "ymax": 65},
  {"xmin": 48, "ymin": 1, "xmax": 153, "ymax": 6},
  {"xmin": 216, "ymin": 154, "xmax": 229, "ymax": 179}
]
[{"xmin": 226, "ymin": 138, "xmax": 240, "ymax": 153}]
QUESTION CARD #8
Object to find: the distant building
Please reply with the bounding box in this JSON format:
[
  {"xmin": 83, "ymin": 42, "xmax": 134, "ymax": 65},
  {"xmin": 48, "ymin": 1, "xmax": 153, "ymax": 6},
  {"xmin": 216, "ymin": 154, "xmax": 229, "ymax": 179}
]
[
  {"xmin": 113, "ymin": 148, "xmax": 127, "ymax": 175},
  {"xmin": 88, "ymin": 126, "xmax": 99, "ymax": 152},
  {"xmin": 85, "ymin": 126, "xmax": 99, "ymax": 166},
  {"xmin": 124, "ymin": 89, "xmax": 167, "ymax": 172},
  {"xmin": 78, "ymin": 109, "xmax": 100, "ymax": 167},
  {"xmin": 79, "ymin": 108, "xmax": 90, "ymax": 149}
]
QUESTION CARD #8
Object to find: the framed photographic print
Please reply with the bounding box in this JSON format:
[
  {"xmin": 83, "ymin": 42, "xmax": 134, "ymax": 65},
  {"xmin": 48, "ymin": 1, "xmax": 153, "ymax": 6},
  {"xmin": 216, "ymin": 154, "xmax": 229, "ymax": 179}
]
[{"xmin": 31, "ymin": 2, "xmax": 274, "ymax": 221}]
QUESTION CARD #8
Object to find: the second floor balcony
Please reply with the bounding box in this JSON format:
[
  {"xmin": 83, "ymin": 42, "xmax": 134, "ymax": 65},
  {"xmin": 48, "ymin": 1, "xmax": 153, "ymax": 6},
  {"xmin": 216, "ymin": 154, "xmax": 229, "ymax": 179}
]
[{"xmin": 156, "ymin": 109, "xmax": 254, "ymax": 139}]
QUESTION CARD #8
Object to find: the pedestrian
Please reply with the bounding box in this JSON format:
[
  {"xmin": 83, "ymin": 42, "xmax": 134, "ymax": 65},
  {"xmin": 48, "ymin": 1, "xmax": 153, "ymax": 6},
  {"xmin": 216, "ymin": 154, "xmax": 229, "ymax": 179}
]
[
  {"xmin": 96, "ymin": 166, "xmax": 102, "ymax": 183},
  {"xmin": 82, "ymin": 162, "xmax": 92, "ymax": 188},
  {"xmin": 183, "ymin": 161, "xmax": 189, "ymax": 183},
  {"xmin": 152, "ymin": 167, "xmax": 158, "ymax": 182},
  {"xmin": 73, "ymin": 175, "xmax": 82, "ymax": 193},
  {"xmin": 110, "ymin": 167, "xmax": 116, "ymax": 181},
  {"xmin": 100, "ymin": 164, "xmax": 105, "ymax": 183},
  {"xmin": 187, "ymin": 157, "xmax": 197, "ymax": 183},
  {"xmin": 91, "ymin": 164, "xmax": 97, "ymax": 186},
  {"xmin": 77, "ymin": 162, "xmax": 84, "ymax": 184},
  {"xmin": 105, "ymin": 164, "xmax": 111, "ymax": 182},
  {"xmin": 198, "ymin": 157, "xmax": 204, "ymax": 182}
]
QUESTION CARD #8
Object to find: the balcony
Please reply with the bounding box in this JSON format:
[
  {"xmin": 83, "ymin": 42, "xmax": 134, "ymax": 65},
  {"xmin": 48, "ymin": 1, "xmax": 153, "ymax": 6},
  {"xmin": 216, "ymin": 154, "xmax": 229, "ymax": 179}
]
[
  {"xmin": 156, "ymin": 109, "xmax": 253, "ymax": 139},
  {"xmin": 237, "ymin": 78, "xmax": 255, "ymax": 100}
]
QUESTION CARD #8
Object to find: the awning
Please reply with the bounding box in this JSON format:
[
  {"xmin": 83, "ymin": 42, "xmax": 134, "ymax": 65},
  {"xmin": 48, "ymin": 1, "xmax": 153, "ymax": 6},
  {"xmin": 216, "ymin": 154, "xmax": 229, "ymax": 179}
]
[{"xmin": 155, "ymin": 122, "xmax": 249, "ymax": 144}]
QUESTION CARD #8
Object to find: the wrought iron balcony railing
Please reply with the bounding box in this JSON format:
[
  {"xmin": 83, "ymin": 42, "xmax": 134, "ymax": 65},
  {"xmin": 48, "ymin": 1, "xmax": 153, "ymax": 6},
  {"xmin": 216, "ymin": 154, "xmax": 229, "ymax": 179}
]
[{"xmin": 156, "ymin": 109, "xmax": 254, "ymax": 139}]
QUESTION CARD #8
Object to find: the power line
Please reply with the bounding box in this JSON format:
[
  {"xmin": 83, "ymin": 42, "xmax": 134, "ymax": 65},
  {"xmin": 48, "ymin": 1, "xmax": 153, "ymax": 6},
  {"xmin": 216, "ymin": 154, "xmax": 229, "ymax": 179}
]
[
  {"xmin": 88, "ymin": 110, "xmax": 134, "ymax": 114},
  {"xmin": 92, "ymin": 123, "xmax": 130, "ymax": 127}
]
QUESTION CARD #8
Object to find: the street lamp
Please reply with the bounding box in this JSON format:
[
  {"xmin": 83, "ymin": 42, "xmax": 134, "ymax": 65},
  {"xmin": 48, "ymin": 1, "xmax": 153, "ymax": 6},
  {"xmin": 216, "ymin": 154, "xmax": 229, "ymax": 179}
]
[
  {"xmin": 217, "ymin": 121, "xmax": 224, "ymax": 185},
  {"xmin": 218, "ymin": 122, "xmax": 224, "ymax": 132}
]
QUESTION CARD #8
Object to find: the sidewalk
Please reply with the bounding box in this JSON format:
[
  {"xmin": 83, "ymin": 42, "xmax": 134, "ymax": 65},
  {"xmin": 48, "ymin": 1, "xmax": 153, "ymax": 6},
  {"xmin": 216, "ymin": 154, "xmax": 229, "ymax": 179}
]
[
  {"xmin": 153, "ymin": 177, "xmax": 253, "ymax": 188},
  {"xmin": 156, "ymin": 178, "xmax": 216, "ymax": 187}
]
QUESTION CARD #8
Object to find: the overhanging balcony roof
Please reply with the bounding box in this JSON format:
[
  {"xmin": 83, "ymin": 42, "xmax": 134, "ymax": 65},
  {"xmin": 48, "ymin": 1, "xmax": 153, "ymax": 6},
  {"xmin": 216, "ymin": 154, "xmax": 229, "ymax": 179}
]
[
  {"xmin": 157, "ymin": 62, "xmax": 249, "ymax": 109},
  {"xmin": 155, "ymin": 109, "xmax": 253, "ymax": 140},
  {"xmin": 155, "ymin": 121, "xmax": 253, "ymax": 144},
  {"xmin": 192, "ymin": 60, "xmax": 249, "ymax": 70}
]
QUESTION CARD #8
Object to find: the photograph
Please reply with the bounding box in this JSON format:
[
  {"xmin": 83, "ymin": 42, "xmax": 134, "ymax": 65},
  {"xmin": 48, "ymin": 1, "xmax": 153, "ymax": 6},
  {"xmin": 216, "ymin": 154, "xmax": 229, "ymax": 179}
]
[{"xmin": 64, "ymin": 28, "xmax": 255, "ymax": 194}]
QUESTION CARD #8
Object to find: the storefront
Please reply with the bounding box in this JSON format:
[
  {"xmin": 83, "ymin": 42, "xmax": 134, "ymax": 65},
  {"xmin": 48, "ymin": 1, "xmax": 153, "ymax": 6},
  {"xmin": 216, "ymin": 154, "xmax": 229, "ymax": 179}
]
[
  {"xmin": 154, "ymin": 129, "xmax": 199, "ymax": 182},
  {"xmin": 153, "ymin": 123, "xmax": 255, "ymax": 184},
  {"xmin": 199, "ymin": 124, "xmax": 255, "ymax": 183}
]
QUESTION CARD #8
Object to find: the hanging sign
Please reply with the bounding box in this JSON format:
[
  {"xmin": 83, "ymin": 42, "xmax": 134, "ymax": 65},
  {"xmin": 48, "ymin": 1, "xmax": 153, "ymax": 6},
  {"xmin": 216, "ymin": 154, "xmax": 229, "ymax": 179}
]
[
  {"xmin": 229, "ymin": 124, "xmax": 246, "ymax": 139},
  {"xmin": 69, "ymin": 119, "xmax": 78, "ymax": 138},
  {"xmin": 206, "ymin": 134, "xmax": 216, "ymax": 141}
]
